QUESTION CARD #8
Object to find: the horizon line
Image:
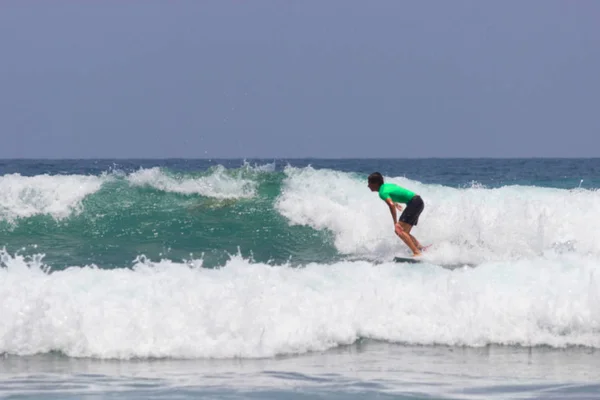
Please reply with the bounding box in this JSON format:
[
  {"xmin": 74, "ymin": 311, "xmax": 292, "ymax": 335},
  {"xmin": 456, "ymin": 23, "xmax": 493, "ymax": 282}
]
[{"xmin": 1, "ymin": 156, "xmax": 600, "ymax": 161}]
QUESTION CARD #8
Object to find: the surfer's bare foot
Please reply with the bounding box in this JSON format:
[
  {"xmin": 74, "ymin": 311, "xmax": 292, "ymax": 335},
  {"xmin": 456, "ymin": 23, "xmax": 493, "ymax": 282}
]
[{"xmin": 412, "ymin": 252, "xmax": 422, "ymax": 257}]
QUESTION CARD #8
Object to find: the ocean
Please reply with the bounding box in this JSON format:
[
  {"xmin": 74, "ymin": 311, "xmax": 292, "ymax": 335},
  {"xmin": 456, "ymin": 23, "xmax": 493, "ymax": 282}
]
[{"xmin": 1, "ymin": 158, "xmax": 600, "ymax": 399}]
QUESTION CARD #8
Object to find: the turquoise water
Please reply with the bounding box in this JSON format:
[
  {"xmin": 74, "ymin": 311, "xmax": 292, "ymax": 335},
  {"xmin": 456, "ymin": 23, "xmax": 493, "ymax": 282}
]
[{"xmin": 2, "ymin": 158, "xmax": 600, "ymax": 399}]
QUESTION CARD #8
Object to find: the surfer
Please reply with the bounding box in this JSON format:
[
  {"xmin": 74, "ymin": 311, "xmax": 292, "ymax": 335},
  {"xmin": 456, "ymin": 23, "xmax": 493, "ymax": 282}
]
[{"xmin": 368, "ymin": 172, "xmax": 425, "ymax": 257}]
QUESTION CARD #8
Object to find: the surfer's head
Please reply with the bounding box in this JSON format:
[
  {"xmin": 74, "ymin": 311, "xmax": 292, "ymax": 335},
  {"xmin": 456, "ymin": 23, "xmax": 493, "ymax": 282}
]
[{"xmin": 368, "ymin": 172, "xmax": 384, "ymax": 191}]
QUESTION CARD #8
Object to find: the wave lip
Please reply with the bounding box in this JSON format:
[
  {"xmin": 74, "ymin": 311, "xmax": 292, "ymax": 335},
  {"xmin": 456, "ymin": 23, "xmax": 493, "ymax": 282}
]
[
  {"xmin": 0, "ymin": 173, "xmax": 106, "ymax": 222},
  {"xmin": 126, "ymin": 166, "xmax": 257, "ymax": 199}
]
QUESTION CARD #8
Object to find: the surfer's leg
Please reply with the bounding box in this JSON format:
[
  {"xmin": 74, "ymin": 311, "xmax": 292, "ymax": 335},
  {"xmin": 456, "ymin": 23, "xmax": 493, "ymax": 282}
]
[
  {"xmin": 397, "ymin": 196, "xmax": 425, "ymax": 253},
  {"xmin": 409, "ymin": 234, "xmax": 425, "ymax": 250},
  {"xmin": 395, "ymin": 222, "xmax": 421, "ymax": 256},
  {"xmin": 398, "ymin": 221, "xmax": 424, "ymax": 250}
]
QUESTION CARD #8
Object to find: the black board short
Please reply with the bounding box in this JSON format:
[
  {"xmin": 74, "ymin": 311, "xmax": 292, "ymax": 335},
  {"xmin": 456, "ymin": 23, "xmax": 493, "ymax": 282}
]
[{"xmin": 398, "ymin": 195, "xmax": 424, "ymax": 226}]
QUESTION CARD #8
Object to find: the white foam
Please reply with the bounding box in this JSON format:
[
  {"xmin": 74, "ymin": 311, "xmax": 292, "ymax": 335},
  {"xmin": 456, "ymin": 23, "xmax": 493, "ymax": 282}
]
[
  {"xmin": 241, "ymin": 160, "xmax": 276, "ymax": 173},
  {"xmin": 127, "ymin": 166, "xmax": 257, "ymax": 199},
  {"xmin": 276, "ymin": 167, "xmax": 600, "ymax": 264},
  {"xmin": 276, "ymin": 166, "xmax": 388, "ymax": 255},
  {"xmin": 1, "ymin": 250, "xmax": 600, "ymax": 359},
  {"xmin": 0, "ymin": 173, "xmax": 106, "ymax": 222}
]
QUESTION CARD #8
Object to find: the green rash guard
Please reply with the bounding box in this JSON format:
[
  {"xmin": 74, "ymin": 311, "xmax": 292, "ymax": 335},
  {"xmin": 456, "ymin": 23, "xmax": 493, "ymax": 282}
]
[{"xmin": 378, "ymin": 183, "xmax": 415, "ymax": 204}]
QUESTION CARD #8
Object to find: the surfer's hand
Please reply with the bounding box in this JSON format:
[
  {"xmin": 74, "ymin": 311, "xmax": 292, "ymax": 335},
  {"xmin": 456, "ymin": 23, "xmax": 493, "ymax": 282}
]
[{"xmin": 395, "ymin": 203, "xmax": 403, "ymax": 211}]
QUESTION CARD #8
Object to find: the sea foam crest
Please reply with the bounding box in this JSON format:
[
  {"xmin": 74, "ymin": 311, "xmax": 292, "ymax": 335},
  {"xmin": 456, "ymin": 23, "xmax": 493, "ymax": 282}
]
[
  {"xmin": 0, "ymin": 173, "xmax": 106, "ymax": 222},
  {"xmin": 126, "ymin": 166, "xmax": 257, "ymax": 199}
]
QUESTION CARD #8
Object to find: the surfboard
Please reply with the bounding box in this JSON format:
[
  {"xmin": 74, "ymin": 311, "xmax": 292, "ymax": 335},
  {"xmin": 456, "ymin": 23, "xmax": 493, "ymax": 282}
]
[
  {"xmin": 393, "ymin": 245, "xmax": 432, "ymax": 264},
  {"xmin": 393, "ymin": 256, "xmax": 423, "ymax": 264},
  {"xmin": 393, "ymin": 256, "xmax": 475, "ymax": 269}
]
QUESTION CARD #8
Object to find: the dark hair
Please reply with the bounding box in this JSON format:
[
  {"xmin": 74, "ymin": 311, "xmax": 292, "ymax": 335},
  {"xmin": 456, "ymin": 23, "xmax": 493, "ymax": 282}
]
[{"xmin": 368, "ymin": 172, "xmax": 384, "ymax": 186}]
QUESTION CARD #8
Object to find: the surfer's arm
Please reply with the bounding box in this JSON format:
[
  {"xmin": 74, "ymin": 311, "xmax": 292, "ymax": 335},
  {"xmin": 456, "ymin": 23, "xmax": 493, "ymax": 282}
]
[{"xmin": 385, "ymin": 198, "xmax": 398, "ymax": 225}]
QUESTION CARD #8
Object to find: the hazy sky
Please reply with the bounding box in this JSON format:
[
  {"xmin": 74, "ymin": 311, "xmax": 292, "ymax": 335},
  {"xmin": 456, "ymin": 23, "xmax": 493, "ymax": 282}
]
[{"xmin": 1, "ymin": 1, "xmax": 599, "ymax": 158}]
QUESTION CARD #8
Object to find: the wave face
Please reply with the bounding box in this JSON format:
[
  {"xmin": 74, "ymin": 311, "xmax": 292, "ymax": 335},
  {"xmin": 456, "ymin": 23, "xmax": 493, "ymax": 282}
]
[{"xmin": 1, "ymin": 158, "xmax": 600, "ymax": 358}]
